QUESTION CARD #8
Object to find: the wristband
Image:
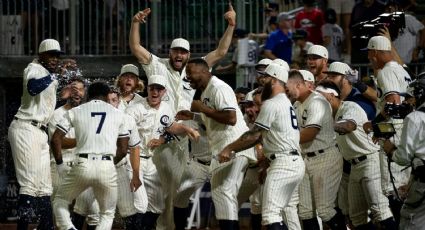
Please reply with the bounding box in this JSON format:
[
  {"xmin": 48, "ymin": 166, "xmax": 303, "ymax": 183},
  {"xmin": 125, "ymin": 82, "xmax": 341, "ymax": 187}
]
[{"xmin": 56, "ymin": 159, "xmax": 63, "ymax": 165}]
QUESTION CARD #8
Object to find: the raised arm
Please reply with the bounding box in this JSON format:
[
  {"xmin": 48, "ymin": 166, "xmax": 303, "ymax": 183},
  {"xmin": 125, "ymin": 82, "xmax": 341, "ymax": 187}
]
[
  {"xmin": 129, "ymin": 8, "xmax": 152, "ymax": 64},
  {"xmin": 204, "ymin": 2, "xmax": 236, "ymax": 67}
]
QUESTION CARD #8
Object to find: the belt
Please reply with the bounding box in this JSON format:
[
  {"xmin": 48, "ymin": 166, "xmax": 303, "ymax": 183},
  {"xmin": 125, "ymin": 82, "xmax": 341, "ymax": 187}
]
[
  {"xmin": 196, "ymin": 158, "xmax": 211, "ymax": 166},
  {"xmin": 14, "ymin": 117, "xmax": 48, "ymax": 132},
  {"xmin": 269, "ymin": 150, "xmax": 299, "ymax": 161},
  {"xmin": 350, "ymin": 155, "xmax": 367, "ymax": 165},
  {"xmin": 79, "ymin": 154, "xmax": 112, "ymax": 161},
  {"xmin": 305, "ymin": 145, "xmax": 337, "ymax": 158},
  {"xmin": 140, "ymin": 155, "xmax": 151, "ymax": 159}
]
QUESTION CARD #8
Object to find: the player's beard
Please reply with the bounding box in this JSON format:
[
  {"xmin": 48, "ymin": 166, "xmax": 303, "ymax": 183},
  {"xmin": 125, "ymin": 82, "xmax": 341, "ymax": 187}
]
[{"xmin": 261, "ymin": 81, "xmax": 273, "ymax": 101}]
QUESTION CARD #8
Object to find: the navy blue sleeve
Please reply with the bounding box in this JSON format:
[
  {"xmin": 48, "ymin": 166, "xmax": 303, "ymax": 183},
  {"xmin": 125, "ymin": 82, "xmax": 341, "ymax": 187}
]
[{"xmin": 27, "ymin": 75, "xmax": 54, "ymax": 96}]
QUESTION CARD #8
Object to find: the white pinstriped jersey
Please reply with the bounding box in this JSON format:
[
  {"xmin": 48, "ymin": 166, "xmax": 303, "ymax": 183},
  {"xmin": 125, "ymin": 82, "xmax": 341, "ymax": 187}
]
[
  {"xmin": 56, "ymin": 100, "xmax": 129, "ymax": 156},
  {"xmin": 14, "ymin": 60, "xmax": 58, "ymax": 124},
  {"xmin": 255, "ymin": 93, "xmax": 301, "ymax": 156},
  {"xmin": 48, "ymin": 106, "xmax": 76, "ymax": 162},
  {"xmin": 124, "ymin": 114, "xmax": 141, "ymax": 148},
  {"xmin": 142, "ymin": 54, "xmax": 196, "ymax": 113},
  {"xmin": 125, "ymin": 98, "xmax": 174, "ymax": 156},
  {"xmin": 376, "ymin": 61, "xmax": 412, "ymax": 113},
  {"xmin": 200, "ymin": 76, "xmax": 255, "ymax": 161},
  {"xmin": 335, "ymin": 101, "xmax": 380, "ymax": 160},
  {"xmin": 294, "ymin": 91, "xmax": 336, "ymax": 152},
  {"xmin": 118, "ymin": 93, "xmax": 144, "ymax": 112},
  {"xmin": 188, "ymin": 120, "xmax": 210, "ymax": 160}
]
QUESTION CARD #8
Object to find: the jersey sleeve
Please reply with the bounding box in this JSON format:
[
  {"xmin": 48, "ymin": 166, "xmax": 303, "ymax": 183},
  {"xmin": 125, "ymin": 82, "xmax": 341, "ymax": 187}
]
[
  {"xmin": 159, "ymin": 105, "xmax": 175, "ymax": 129},
  {"xmin": 141, "ymin": 54, "xmax": 165, "ymax": 77},
  {"xmin": 392, "ymin": 112, "xmax": 419, "ymax": 166},
  {"xmin": 377, "ymin": 70, "xmax": 402, "ymax": 97},
  {"xmin": 213, "ymin": 85, "xmax": 238, "ymax": 111},
  {"xmin": 340, "ymin": 102, "xmax": 367, "ymax": 127},
  {"xmin": 304, "ymin": 97, "xmax": 330, "ymax": 129},
  {"xmin": 48, "ymin": 112, "xmax": 62, "ymax": 137},
  {"xmin": 254, "ymin": 100, "xmax": 275, "ymax": 131},
  {"xmin": 126, "ymin": 115, "xmax": 141, "ymax": 148},
  {"xmin": 56, "ymin": 110, "xmax": 74, "ymax": 134},
  {"xmin": 118, "ymin": 113, "xmax": 130, "ymax": 139}
]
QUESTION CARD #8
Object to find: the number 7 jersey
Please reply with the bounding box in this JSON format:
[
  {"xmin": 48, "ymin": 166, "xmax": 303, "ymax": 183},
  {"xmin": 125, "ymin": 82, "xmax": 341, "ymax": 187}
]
[{"xmin": 57, "ymin": 100, "xmax": 129, "ymax": 156}]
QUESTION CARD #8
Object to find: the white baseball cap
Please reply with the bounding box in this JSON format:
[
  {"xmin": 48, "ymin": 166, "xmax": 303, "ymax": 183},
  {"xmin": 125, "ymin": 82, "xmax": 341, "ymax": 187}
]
[
  {"xmin": 264, "ymin": 63, "xmax": 289, "ymax": 83},
  {"xmin": 120, "ymin": 64, "xmax": 139, "ymax": 77},
  {"xmin": 299, "ymin": 70, "xmax": 315, "ymax": 83},
  {"xmin": 367, "ymin": 36, "xmax": 391, "ymax": 51},
  {"xmin": 323, "ymin": 62, "xmax": 351, "ymax": 75},
  {"xmin": 38, "ymin": 39, "xmax": 63, "ymax": 54},
  {"xmin": 170, "ymin": 38, "xmax": 190, "ymax": 52},
  {"xmin": 307, "ymin": 45, "xmax": 328, "ymax": 59},
  {"xmin": 148, "ymin": 74, "xmax": 167, "ymax": 88},
  {"xmin": 272, "ymin": 59, "xmax": 290, "ymax": 71}
]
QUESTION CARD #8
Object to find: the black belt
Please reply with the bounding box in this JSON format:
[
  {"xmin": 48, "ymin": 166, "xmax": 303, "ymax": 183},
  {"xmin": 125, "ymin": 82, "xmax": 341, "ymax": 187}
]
[
  {"xmin": 196, "ymin": 158, "xmax": 211, "ymax": 166},
  {"xmin": 140, "ymin": 155, "xmax": 151, "ymax": 159},
  {"xmin": 269, "ymin": 150, "xmax": 299, "ymax": 160},
  {"xmin": 305, "ymin": 145, "xmax": 337, "ymax": 158},
  {"xmin": 79, "ymin": 154, "xmax": 112, "ymax": 161},
  {"xmin": 14, "ymin": 117, "xmax": 48, "ymax": 132},
  {"xmin": 350, "ymin": 155, "xmax": 367, "ymax": 165}
]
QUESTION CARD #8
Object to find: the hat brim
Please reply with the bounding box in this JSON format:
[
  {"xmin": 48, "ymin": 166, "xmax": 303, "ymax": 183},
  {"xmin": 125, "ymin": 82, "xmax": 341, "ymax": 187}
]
[
  {"xmin": 323, "ymin": 71, "xmax": 345, "ymax": 75},
  {"xmin": 170, "ymin": 47, "xmax": 190, "ymax": 52},
  {"xmin": 40, "ymin": 49, "xmax": 65, "ymax": 55}
]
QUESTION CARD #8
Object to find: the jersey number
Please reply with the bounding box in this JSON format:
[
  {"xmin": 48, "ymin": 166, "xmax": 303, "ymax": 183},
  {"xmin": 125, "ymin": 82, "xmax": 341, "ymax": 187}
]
[
  {"xmin": 290, "ymin": 107, "xmax": 299, "ymax": 130},
  {"xmin": 91, "ymin": 112, "xmax": 106, "ymax": 134}
]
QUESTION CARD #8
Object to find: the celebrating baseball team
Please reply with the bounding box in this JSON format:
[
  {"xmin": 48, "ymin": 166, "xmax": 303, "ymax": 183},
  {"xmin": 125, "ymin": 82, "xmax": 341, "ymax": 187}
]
[{"xmin": 6, "ymin": 2, "xmax": 425, "ymax": 230}]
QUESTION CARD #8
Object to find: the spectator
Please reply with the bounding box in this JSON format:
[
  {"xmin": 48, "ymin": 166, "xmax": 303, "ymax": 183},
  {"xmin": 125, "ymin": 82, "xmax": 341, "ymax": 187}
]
[
  {"xmin": 264, "ymin": 12, "xmax": 294, "ymax": 63},
  {"xmin": 327, "ymin": 0, "xmax": 355, "ymax": 57},
  {"xmin": 385, "ymin": 1, "xmax": 425, "ymax": 64},
  {"xmin": 295, "ymin": 0, "xmax": 325, "ymax": 45},
  {"xmin": 248, "ymin": 2, "xmax": 279, "ymax": 41},
  {"xmin": 292, "ymin": 29, "xmax": 314, "ymax": 69},
  {"xmin": 322, "ymin": 8, "xmax": 344, "ymax": 62},
  {"xmin": 234, "ymin": 87, "xmax": 251, "ymax": 105}
]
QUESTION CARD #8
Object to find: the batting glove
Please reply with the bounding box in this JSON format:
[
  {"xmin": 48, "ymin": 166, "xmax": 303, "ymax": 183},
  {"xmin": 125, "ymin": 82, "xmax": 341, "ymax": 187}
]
[{"xmin": 57, "ymin": 163, "xmax": 71, "ymax": 178}]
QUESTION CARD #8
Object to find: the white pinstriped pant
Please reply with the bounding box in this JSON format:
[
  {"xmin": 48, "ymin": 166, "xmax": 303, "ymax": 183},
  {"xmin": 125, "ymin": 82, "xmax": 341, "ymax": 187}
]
[
  {"xmin": 8, "ymin": 120, "xmax": 52, "ymax": 196},
  {"xmin": 53, "ymin": 155, "xmax": 117, "ymax": 230},
  {"xmin": 348, "ymin": 152, "xmax": 393, "ymax": 226},
  {"xmin": 174, "ymin": 159, "xmax": 210, "ymax": 208},
  {"xmin": 211, "ymin": 156, "xmax": 249, "ymax": 220},
  {"xmin": 262, "ymin": 154, "xmax": 305, "ymax": 225},
  {"xmin": 73, "ymin": 188, "xmax": 100, "ymax": 226},
  {"xmin": 298, "ymin": 146, "xmax": 342, "ymax": 222}
]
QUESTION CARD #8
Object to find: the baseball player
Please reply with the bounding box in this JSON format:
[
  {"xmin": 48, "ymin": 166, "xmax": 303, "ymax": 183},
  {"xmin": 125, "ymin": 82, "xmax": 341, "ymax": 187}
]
[
  {"xmin": 383, "ymin": 73, "xmax": 425, "ymax": 230},
  {"xmin": 367, "ymin": 35, "xmax": 412, "ymax": 224},
  {"xmin": 306, "ymin": 45, "xmax": 329, "ymax": 83},
  {"xmin": 125, "ymin": 74, "xmax": 200, "ymax": 230},
  {"xmin": 244, "ymin": 58, "xmax": 274, "ymax": 101},
  {"xmin": 48, "ymin": 77, "xmax": 85, "ymax": 197},
  {"xmin": 316, "ymin": 81, "xmax": 396, "ymax": 229},
  {"xmin": 50, "ymin": 81, "xmax": 131, "ymax": 230},
  {"xmin": 72, "ymin": 86, "xmax": 145, "ymax": 230},
  {"xmin": 129, "ymin": 5, "xmax": 236, "ymax": 228},
  {"xmin": 217, "ymin": 63, "xmax": 305, "ymax": 229},
  {"xmin": 115, "ymin": 64, "xmax": 145, "ymax": 111},
  {"xmin": 285, "ymin": 70, "xmax": 345, "ymax": 229},
  {"xmin": 7, "ymin": 38, "xmax": 65, "ymax": 230},
  {"xmin": 176, "ymin": 58, "xmax": 257, "ymax": 229}
]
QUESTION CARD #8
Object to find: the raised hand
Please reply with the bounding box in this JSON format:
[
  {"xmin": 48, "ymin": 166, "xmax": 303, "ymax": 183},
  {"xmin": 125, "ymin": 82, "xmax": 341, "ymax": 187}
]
[
  {"xmin": 224, "ymin": 2, "xmax": 236, "ymax": 26},
  {"xmin": 133, "ymin": 8, "xmax": 151, "ymax": 23}
]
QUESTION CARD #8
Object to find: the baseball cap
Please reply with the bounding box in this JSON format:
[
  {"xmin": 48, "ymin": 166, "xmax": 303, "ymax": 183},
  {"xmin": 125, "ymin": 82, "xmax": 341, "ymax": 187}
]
[
  {"xmin": 272, "ymin": 59, "xmax": 290, "ymax": 71},
  {"xmin": 120, "ymin": 64, "xmax": 139, "ymax": 77},
  {"xmin": 264, "ymin": 63, "xmax": 289, "ymax": 83},
  {"xmin": 255, "ymin": 58, "xmax": 273, "ymax": 72},
  {"xmin": 170, "ymin": 38, "xmax": 190, "ymax": 52},
  {"xmin": 148, "ymin": 74, "xmax": 167, "ymax": 88},
  {"xmin": 323, "ymin": 62, "xmax": 352, "ymax": 75},
  {"xmin": 307, "ymin": 45, "xmax": 328, "ymax": 59},
  {"xmin": 38, "ymin": 39, "xmax": 64, "ymax": 54},
  {"xmin": 277, "ymin": 12, "xmax": 294, "ymax": 22},
  {"xmin": 366, "ymin": 36, "xmax": 391, "ymax": 51},
  {"xmin": 299, "ymin": 70, "xmax": 315, "ymax": 83}
]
